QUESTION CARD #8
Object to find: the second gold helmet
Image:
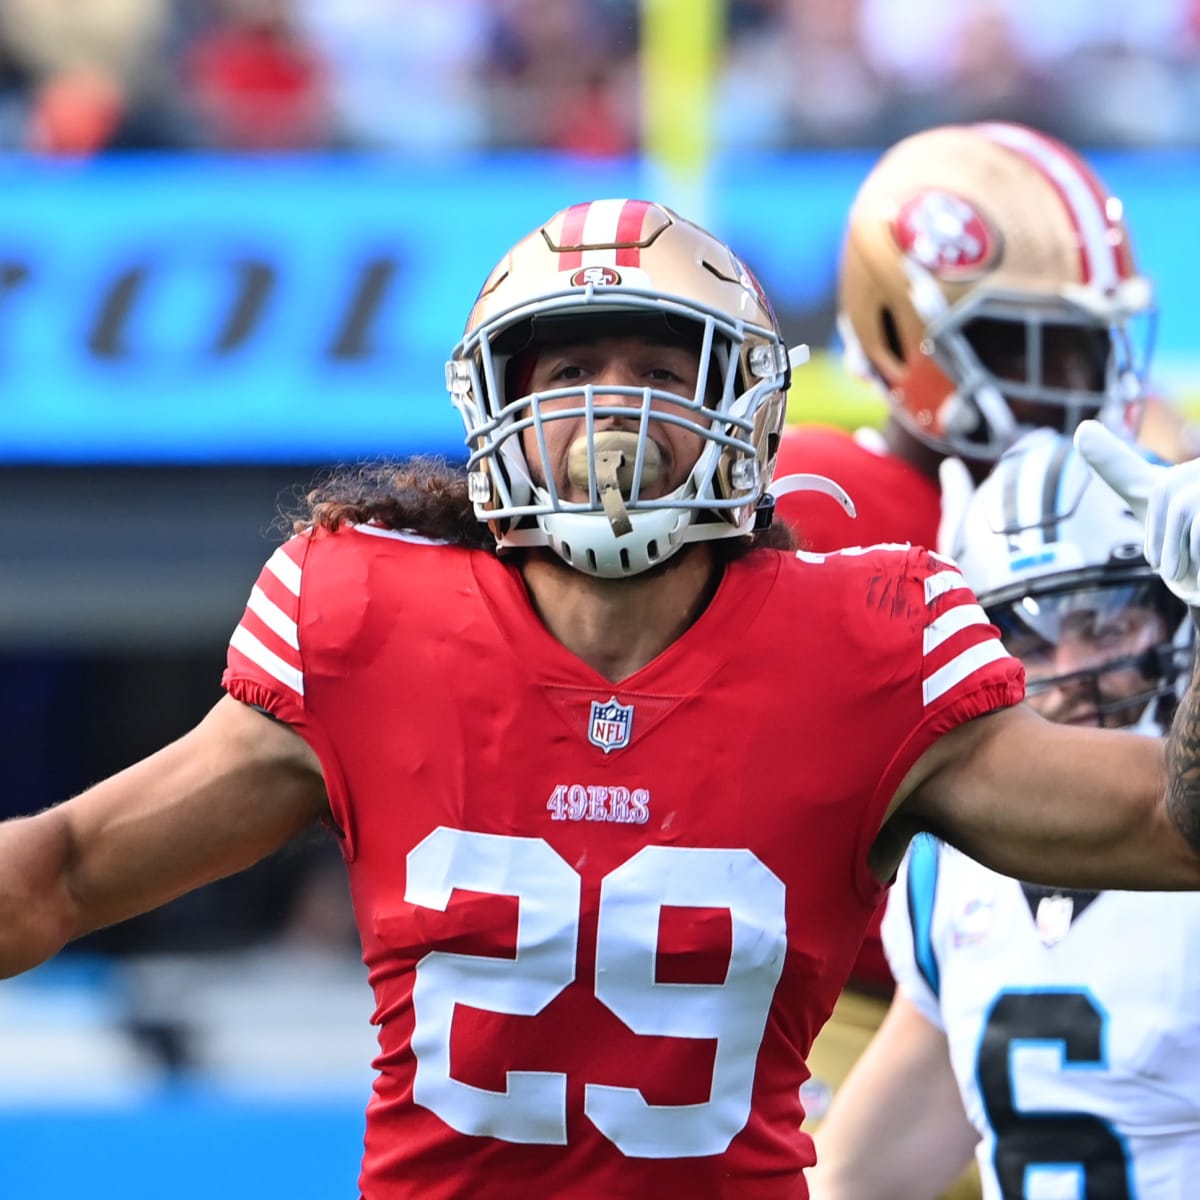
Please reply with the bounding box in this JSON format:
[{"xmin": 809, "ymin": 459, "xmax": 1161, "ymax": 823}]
[{"xmin": 838, "ymin": 122, "xmax": 1155, "ymax": 463}]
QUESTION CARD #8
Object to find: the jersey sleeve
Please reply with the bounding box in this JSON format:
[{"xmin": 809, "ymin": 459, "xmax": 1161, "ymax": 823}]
[
  {"xmin": 902, "ymin": 545, "xmax": 1025, "ymax": 720},
  {"xmin": 848, "ymin": 544, "xmax": 1026, "ymax": 900},
  {"xmin": 878, "ymin": 546, "xmax": 1024, "ymax": 774},
  {"xmin": 219, "ymin": 525, "xmax": 405, "ymax": 860},
  {"xmin": 222, "ymin": 534, "xmax": 310, "ymax": 727},
  {"xmin": 881, "ymin": 836, "xmax": 945, "ymax": 1030}
]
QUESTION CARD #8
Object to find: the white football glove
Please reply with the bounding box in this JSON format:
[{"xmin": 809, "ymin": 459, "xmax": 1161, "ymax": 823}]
[
  {"xmin": 1075, "ymin": 418, "xmax": 1200, "ymax": 607},
  {"xmin": 936, "ymin": 455, "xmax": 975, "ymax": 559}
]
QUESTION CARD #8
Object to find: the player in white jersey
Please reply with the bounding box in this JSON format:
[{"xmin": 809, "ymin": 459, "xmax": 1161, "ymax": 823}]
[{"xmin": 809, "ymin": 429, "xmax": 1200, "ymax": 1200}]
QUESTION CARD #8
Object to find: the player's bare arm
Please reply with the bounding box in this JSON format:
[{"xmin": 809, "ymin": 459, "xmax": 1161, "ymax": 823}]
[
  {"xmin": 0, "ymin": 695, "xmax": 329, "ymax": 978},
  {"xmin": 809, "ymin": 990, "xmax": 978, "ymax": 1200},
  {"xmin": 882, "ymin": 703, "xmax": 1195, "ymax": 891}
]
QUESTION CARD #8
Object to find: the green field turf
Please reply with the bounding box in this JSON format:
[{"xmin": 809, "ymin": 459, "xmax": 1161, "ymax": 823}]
[{"xmin": 789, "ymin": 351, "xmax": 1200, "ymax": 431}]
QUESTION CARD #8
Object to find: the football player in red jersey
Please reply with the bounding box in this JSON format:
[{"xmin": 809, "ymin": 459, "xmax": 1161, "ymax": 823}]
[
  {"xmin": 776, "ymin": 119, "xmax": 1160, "ymax": 555},
  {"xmin": 1, "ymin": 198, "xmax": 1200, "ymax": 1200},
  {"xmin": 772, "ymin": 122, "xmax": 1172, "ymax": 1161}
]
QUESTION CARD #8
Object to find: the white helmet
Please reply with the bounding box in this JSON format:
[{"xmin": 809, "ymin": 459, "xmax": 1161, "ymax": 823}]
[
  {"xmin": 446, "ymin": 199, "xmax": 793, "ymax": 578},
  {"xmin": 951, "ymin": 429, "xmax": 1192, "ymax": 732}
]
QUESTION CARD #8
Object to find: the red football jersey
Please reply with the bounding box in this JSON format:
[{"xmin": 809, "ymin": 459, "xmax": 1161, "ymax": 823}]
[
  {"xmin": 223, "ymin": 526, "xmax": 1022, "ymax": 1200},
  {"xmin": 773, "ymin": 424, "xmax": 943, "ymax": 992},
  {"xmin": 773, "ymin": 425, "xmax": 941, "ymax": 555}
]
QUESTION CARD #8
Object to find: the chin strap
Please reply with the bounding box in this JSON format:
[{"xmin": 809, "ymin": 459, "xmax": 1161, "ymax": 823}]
[
  {"xmin": 767, "ymin": 472, "xmax": 857, "ymax": 516},
  {"xmin": 754, "ymin": 471, "xmax": 857, "ymax": 532}
]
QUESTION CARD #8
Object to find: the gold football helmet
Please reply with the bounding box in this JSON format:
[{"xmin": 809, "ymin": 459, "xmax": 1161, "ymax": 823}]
[
  {"xmin": 446, "ymin": 199, "xmax": 791, "ymax": 577},
  {"xmin": 838, "ymin": 122, "xmax": 1155, "ymax": 463}
]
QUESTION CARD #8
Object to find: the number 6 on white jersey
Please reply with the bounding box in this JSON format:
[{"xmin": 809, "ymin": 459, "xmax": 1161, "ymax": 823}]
[{"xmin": 406, "ymin": 828, "xmax": 788, "ymax": 1158}]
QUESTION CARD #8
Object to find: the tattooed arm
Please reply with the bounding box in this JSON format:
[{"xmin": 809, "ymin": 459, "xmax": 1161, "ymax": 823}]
[{"xmin": 1166, "ymin": 620, "xmax": 1200, "ymax": 856}]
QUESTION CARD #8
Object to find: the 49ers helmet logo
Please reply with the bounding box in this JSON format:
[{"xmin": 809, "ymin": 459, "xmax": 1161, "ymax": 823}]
[
  {"xmin": 570, "ymin": 265, "xmax": 622, "ymax": 287},
  {"xmin": 893, "ymin": 190, "xmax": 1000, "ymax": 279}
]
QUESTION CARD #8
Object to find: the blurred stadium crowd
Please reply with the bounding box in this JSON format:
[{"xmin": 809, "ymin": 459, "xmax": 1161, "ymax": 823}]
[{"xmin": 5, "ymin": 0, "xmax": 1200, "ymax": 158}]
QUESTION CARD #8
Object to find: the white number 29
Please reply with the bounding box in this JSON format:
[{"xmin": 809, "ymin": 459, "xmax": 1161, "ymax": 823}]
[{"xmin": 405, "ymin": 827, "xmax": 787, "ymax": 1158}]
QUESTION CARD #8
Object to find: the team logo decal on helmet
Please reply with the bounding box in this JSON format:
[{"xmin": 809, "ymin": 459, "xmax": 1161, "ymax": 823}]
[
  {"xmin": 893, "ymin": 190, "xmax": 1000, "ymax": 279},
  {"xmin": 588, "ymin": 697, "xmax": 634, "ymax": 753},
  {"xmin": 570, "ymin": 265, "xmax": 622, "ymax": 287}
]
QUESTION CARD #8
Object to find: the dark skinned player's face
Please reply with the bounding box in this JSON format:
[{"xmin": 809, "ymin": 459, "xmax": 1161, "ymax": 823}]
[{"xmin": 964, "ymin": 316, "xmax": 1111, "ymax": 427}]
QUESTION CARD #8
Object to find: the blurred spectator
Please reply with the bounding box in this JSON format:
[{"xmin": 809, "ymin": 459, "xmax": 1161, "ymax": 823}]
[
  {"xmin": 484, "ymin": 0, "xmax": 639, "ymax": 154},
  {"xmin": 855, "ymin": 0, "xmax": 1196, "ymax": 144},
  {"xmin": 277, "ymin": 848, "xmax": 360, "ymax": 956},
  {"xmin": 719, "ymin": 0, "xmax": 888, "ymax": 148},
  {"xmin": 0, "ymin": 32, "xmax": 34, "ymax": 147},
  {"xmin": 0, "ymin": 0, "xmax": 167, "ymax": 85},
  {"xmin": 0, "ymin": 0, "xmax": 1198, "ymax": 154},
  {"xmin": 0, "ymin": 654, "xmax": 77, "ymax": 824},
  {"xmin": 27, "ymin": 66, "xmax": 127, "ymax": 154},
  {"xmin": 0, "ymin": 0, "xmax": 183, "ymax": 151},
  {"xmin": 294, "ymin": 0, "xmax": 492, "ymax": 152},
  {"xmin": 183, "ymin": 0, "xmax": 330, "ymax": 150}
]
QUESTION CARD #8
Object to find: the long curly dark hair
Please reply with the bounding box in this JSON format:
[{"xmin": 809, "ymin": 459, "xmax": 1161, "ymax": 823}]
[
  {"xmin": 285, "ymin": 457, "xmax": 492, "ymax": 547},
  {"xmin": 284, "ymin": 456, "xmax": 795, "ymax": 557}
]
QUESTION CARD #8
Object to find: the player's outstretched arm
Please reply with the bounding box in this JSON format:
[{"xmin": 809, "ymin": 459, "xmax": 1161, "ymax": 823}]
[
  {"xmin": 886, "ymin": 647, "xmax": 1194, "ymax": 892},
  {"xmin": 879, "ymin": 423, "xmax": 1200, "ymax": 892},
  {"xmin": 889, "ymin": 702, "xmax": 1194, "ymax": 891},
  {"xmin": 0, "ymin": 695, "xmax": 329, "ymax": 979},
  {"xmin": 807, "ymin": 989, "xmax": 977, "ymax": 1200}
]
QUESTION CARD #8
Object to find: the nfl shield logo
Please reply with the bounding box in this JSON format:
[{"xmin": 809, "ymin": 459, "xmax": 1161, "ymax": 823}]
[
  {"xmin": 1035, "ymin": 893, "xmax": 1075, "ymax": 947},
  {"xmin": 588, "ymin": 696, "xmax": 634, "ymax": 753}
]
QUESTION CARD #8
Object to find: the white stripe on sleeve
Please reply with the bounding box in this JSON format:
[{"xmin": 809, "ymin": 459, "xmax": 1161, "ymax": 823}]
[
  {"xmin": 925, "ymin": 568, "xmax": 969, "ymax": 603},
  {"xmin": 230, "ymin": 624, "xmax": 305, "ymax": 698},
  {"xmin": 247, "ymin": 584, "xmax": 299, "ymax": 650},
  {"xmin": 265, "ymin": 546, "xmax": 302, "ymax": 597},
  {"xmin": 924, "ymin": 603, "xmax": 989, "ymax": 655},
  {"xmin": 923, "ymin": 639, "xmax": 1010, "ymax": 707}
]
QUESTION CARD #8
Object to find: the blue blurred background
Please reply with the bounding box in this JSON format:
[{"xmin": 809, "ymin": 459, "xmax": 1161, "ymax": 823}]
[
  {"xmin": 3, "ymin": 152, "xmax": 1199, "ymax": 467},
  {"xmin": 2, "ymin": 2, "xmax": 1199, "ymax": 1195}
]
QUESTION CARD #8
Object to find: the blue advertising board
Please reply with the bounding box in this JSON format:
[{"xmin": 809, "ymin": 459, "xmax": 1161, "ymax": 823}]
[
  {"xmin": 0, "ymin": 152, "xmax": 1194, "ymax": 464},
  {"xmin": 0, "ymin": 1091, "xmax": 365, "ymax": 1199}
]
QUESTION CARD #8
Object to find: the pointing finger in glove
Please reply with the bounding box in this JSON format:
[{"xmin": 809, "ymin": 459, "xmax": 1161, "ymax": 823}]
[
  {"xmin": 1075, "ymin": 418, "xmax": 1200, "ymax": 606},
  {"xmin": 1072, "ymin": 420, "xmax": 1157, "ymax": 524}
]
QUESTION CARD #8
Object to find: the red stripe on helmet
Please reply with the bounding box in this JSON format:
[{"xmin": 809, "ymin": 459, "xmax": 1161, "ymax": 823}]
[
  {"xmin": 614, "ymin": 199, "xmax": 651, "ymax": 267},
  {"xmin": 991, "ymin": 131, "xmax": 1093, "ymax": 283},
  {"xmin": 980, "ymin": 123, "xmax": 1124, "ymax": 286},
  {"xmin": 1018, "ymin": 125, "xmax": 1129, "ymax": 282},
  {"xmin": 556, "ymin": 202, "xmax": 591, "ymax": 271}
]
